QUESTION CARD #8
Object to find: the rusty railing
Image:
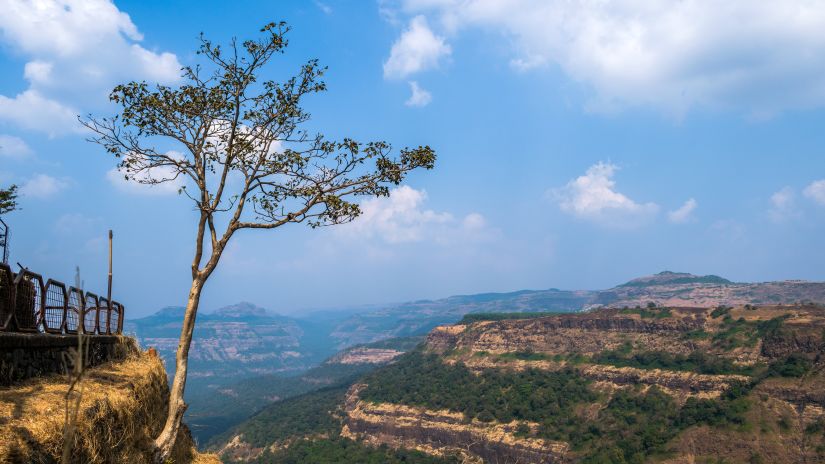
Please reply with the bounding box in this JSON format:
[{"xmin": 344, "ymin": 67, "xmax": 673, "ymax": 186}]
[{"xmin": 0, "ymin": 263, "xmax": 125, "ymax": 335}]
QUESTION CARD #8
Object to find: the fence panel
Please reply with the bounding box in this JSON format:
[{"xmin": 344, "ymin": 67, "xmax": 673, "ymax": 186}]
[
  {"xmin": 109, "ymin": 301, "xmax": 123, "ymax": 335},
  {"xmin": 83, "ymin": 292, "xmax": 100, "ymax": 335},
  {"xmin": 14, "ymin": 271, "xmax": 43, "ymax": 332},
  {"xmin": 0, "ymin": 266, "xmax": 124, "ymax": 336},
  {"xmin": 0, "ymin": 264, "xmax": 14, "ymax": 331},
  {"xmin": 43, "ymin": 280, "xmax": 67, "ymax": 334},
  {"xmin": 66, "ymin": 287, "xmax": 83, "ymax": 334},
  {"xmin": 99, "ymin": 296, "xmax": 111, "ymax": 335}
]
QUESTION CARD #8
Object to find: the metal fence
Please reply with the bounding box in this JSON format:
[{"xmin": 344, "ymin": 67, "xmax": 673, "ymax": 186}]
[{"xmin": 0, "ymin": 263, "xmax": 124, "ymax": 335}]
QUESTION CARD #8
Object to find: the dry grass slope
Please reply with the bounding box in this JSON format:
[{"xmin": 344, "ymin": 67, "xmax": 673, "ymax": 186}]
[{"xmin": 0, "ymin": 343, "xmax": 219, "ymax": 464}]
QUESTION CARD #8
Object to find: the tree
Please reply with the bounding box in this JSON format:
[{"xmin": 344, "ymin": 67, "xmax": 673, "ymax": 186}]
[
  {"xmin": 82, "ymin": 22, "xmax": 436, "ymax": 462},
  {"xmin": 0, "ymin": 184, "xmax": 18, "ymax": 215}
]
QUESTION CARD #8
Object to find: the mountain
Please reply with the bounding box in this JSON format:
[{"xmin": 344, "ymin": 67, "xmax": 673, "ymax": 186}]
[
  {"xmin": 593, "ymin": 271, "xmax": 825, "ymax": 308},
  {"xmin": 124, "ymin": 302, "xmax": 337, "ymax": 382},
  {"xmin": 324, "ymin": 271, "xmax": 825, "ymax": 348},
  {"xmin": 126, "ymin": 272, "xmax": 825, "ymax": 381},
  {"xmin": 214, "ymin": 303, "xmax": 825, "ymax": 463},
  {"xmin": 325, "ymin": 288, "xmax": 595, "ymax": 348}
]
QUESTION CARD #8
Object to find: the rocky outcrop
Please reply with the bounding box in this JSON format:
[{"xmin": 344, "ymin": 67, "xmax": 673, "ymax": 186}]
[
  {"xmin": 329, "ymin": 347, "xmax": 405, "ymax": 365},
  {"xmin": 342, "ymin": 384, "xmax": 569, "ymax": 464},
  {"xmin": 428, "ymin": 309, "xmax": 706, "ymax": 357},
  {"xmin": 760, "ymin": 329, "xmax": 825, "ymax": 358},
  {"xmin": 449, "ymin": 357, "xmax": 746, "ymax": 401}
]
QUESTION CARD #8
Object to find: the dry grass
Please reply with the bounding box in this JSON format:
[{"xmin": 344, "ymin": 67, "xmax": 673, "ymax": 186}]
[{"xmin": 0, "ymin": 346, "xmax": 218, "ymax": 464}]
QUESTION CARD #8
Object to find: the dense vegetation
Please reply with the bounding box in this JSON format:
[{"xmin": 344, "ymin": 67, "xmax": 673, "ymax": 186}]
[
  {"xmin": 199, "ymin": 361, "xmax": 377, "ymax": 446},
  {"xmin": 226, "ymin": 386, "xmax": 347, "ymax": 448},
  {"xmin": 221, "ymin": 379, "xmax": 459, "ymax": 463},
  {"xmin": 591, "ymin": 346, "xmax": 756, "ymax": 376},
  {"xmin": 252, "ymin": 438, "xmax": 458, "ymax": 463},
  {"xmin": 362, "ymin": 351, "xmax": 756, "ymax": 462},
  {"xmin": 362, "ymin": 352, "xmax": 596, "ymax": 423},
  {"xmin": 712, "ymin": 314, "xmax": 791, "ymax": 349}
]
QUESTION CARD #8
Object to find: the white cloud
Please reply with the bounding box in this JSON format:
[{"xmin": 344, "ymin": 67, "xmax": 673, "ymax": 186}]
[
  {"xmin": 384, "ymin": 15, "xmax": 451, "ymax": 79},
  {"xmin": 668, "ymin": 198, "xmax": 698, "ymax": 224},
  {"xmin": 343, "ymin": 185, "xmax": 490, "ymax": 244},
  {"xmin": 552, "ymin": 162, "xmax": 658, "ymax": 228},
  {"xmin": 803, "ymin": 180, "xmax": 825, "ymax": 206},
  {"xmin": 0, "ymin": 134, "xmax": 33, "ymax": 159},
  {"xmin": 20, "ymin": 173, "xmax": 70, "ymax": 198},
  {"xmin": 388, "ymin": 1, "xmax": 825, "ymax": 115},
  {"xmin": 405, "ymin": 81, "xmax": 433, "ymax": 107},
  {"xmin": 768, "ymin": 187, "xmax": 800, "ymax": 222},
  {"xmin": 0, "ymin": 0, "xmax": 181, "ymax": 134},
  {"xmin": 0, "ymin": 90, "xmax": 80, "ymax": 136},
  {"xmin": 105, "ymin": 151, "xmax": 186, "ymax": 196}
]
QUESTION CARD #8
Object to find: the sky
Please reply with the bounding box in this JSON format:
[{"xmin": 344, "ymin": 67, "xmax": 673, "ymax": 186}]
[{"xmin": 2, "ymin": 0, "xmax": 825, "ymax": 317}]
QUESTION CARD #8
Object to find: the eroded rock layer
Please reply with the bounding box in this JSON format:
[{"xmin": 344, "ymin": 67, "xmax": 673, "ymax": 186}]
[{"xmin": 342, "ymin": 384, "xmax": 569, "ymax": 463}]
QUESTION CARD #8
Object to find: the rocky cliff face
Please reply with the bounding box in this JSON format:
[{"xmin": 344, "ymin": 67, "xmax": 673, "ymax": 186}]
[
  {"xmin": 429, "ymin": 308, "xmax": 707, "ymax": 357},
  {"xmin": 342, "ymin": 384, "xmax": 569, "ymax": 463},
  {"xmin": 342, "ymin": 304, "xmax": 825, "ymax": 463}
]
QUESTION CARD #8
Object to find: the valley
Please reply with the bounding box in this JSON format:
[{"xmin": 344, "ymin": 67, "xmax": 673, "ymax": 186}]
[
  {"xmin": 124, "ymin": 271, "xmax": 825, "ymax": 460},
  {"xmin": 213, "ymin": 303, "xmax": 825, "ymax": 463}
]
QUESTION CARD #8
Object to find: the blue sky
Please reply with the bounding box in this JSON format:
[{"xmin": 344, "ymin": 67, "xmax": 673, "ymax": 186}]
[{"xmin": 2, "ymin": 0, "xmax": 825, "ymax": 317}]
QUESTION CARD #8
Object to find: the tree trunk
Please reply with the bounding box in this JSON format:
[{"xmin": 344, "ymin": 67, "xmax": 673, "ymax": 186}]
[{"xmin": 152, "ymin": 277, "xmax": 205, "ymax": 463}]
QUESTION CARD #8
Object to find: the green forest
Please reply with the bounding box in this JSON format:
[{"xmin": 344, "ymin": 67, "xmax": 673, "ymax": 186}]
[{"xmin": 360, "ymin": 351, "xmax": 758, "ymax": 462}]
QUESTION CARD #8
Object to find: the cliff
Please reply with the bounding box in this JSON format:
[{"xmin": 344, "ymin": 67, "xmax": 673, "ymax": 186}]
[
  {"xmin": 0, "ymin": 340, "xmax": 219, "ymax": 464},
  {"xmin": 341, "ymin": 304, "xmax": 825, "ymax": 463},
  {"xmin": 342, "ymin": 384, "xmax": 568, "ymax": 463}
]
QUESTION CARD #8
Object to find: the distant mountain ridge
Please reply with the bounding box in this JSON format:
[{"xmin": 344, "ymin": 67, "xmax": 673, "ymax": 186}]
[
  {"xmin": 324, "ymin": 271, "xmax": 825, "ymax": 347},
  {"xmin": 617, "ymin": 271, "xmax": 734, "ymax": 287},
  {"xmin": 124, "ymin": 302, "xmax": 337, "ymax": 384},
  {"xmin": 593, "ymin": 271, "xmax": 825, "ymax": 309},
  {"xmin": 127, "ymin": 272, "xmax": 825, "ymax": 378}
]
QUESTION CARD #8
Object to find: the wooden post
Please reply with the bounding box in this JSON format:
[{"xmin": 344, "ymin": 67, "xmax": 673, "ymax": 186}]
[{"xmin": 107, "ymin": 230, "xmax": 113, "ymax": 306}]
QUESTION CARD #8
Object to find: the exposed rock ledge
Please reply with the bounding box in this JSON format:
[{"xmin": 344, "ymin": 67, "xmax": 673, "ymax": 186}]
[
  {"xmin": 342, "ymin": 384, "xmax": 569, "ymax": 464},
  {"xmin": 450, "ymin": 357, "xmax": 749, "ymax": 401}
]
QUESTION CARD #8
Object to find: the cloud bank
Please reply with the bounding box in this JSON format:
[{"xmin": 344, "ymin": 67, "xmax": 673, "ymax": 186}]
[{"xmin": 385, "ymin": 0, "xmax": 825, "ymax": 115}]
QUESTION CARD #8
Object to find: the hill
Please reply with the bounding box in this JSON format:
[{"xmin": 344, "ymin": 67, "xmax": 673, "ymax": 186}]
[
  {"xmin": 124, "ymin": 302, "xmax": 339, "ymax": 380},
  {"xmin": 594, "ymin": 271, "xmax": 825, "ymax": 308},
  {"xmin": 214, "ymin": 303, "xmax": 825, "ymax": 463},
  {"xmin": 326, "ymin": 271, "xmax": 825, "ymax": 348}
]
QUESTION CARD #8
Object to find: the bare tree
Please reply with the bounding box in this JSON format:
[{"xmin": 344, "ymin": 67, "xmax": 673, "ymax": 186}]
[{"xmin": 82, "ymin": 22, "xmax": 436, "ymax": 462}]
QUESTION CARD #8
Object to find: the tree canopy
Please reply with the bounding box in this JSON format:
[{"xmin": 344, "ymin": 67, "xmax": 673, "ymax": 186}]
[{"xmin": 0, "ymin": 185, "xmax": 17, "ymax": 215}]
